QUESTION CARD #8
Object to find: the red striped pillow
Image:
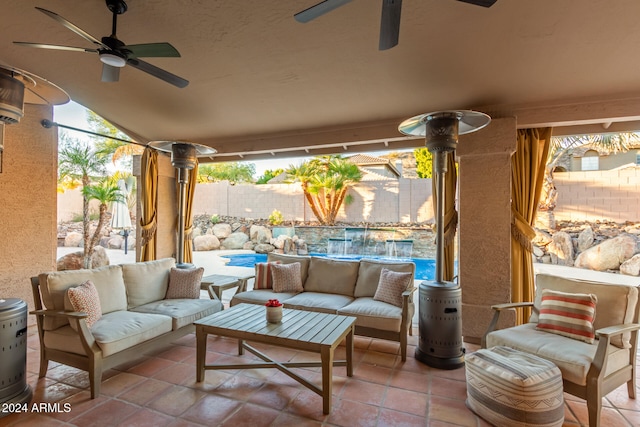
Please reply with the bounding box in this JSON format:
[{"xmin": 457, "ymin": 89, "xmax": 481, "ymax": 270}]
[
  {"xmin": 536, "ymin": 289, "xmax": 597, "ymax": 343},
  {"xmin": 254, "ymin": 261, "xmax": 281, "ymax": 290}
]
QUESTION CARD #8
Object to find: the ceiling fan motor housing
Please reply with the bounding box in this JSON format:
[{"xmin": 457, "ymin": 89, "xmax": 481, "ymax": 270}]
[{"xmin": 0, "ymin": 71, "xmax": 25, "ymax": 124}]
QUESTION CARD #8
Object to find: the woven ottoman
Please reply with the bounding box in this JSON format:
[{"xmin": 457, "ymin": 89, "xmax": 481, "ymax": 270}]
[{"xmin": 465, "ymin": 346, "xmax": 564, "ymax": 427}]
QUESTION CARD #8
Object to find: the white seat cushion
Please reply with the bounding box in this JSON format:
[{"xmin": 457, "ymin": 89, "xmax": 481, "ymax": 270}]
[
  {"xmin": 91, "ymin": 311, "xmax": 172, "ymax": 357},
  {"xmin": 132, "ymin": 298, "xmax": 222, "ymax": 329},
  {"xmin": 338, "ymin": 297, "xmax": 402, "ymax": 332},
  {"xmin": 284, "ymin": 292, "xmax": 354, "ymax": 314},
  {"xmin": 231, "ymin": 289, "xmax": 297, "ymax": 307}
]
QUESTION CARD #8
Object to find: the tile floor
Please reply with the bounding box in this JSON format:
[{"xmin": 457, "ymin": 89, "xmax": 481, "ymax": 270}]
[{"xmin": 3, "ymin": 325, "xmax": 640, "ymax": 427}]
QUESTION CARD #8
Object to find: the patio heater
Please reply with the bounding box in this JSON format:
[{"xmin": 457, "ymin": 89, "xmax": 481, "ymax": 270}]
[
  {"xmin": 399, "ymin": 110, "xmax": 490, "ymax": 369},
  {"xmin": 148, "ymin": 141, "xmax": 216, "ymax": 269}
]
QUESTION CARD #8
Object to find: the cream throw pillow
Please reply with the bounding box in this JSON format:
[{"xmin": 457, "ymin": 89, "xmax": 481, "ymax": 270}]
[
  {"xmin": 165, "ymin": 267, "xmax": 204, "ymax": 299},
  {"xmin": 271, "ymin": 262, "xmax": 304, "ymax": 293},
  {"xmin": 373, "ymin": 268, "xmax": 413, "ymax": 307},
  {"xmin": 67, "ymin": 280, "xmax": 102, "ymax": 329}
]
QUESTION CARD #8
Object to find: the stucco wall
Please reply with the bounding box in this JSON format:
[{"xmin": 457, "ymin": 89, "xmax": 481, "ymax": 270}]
[
  {"xmin": 554, "ymin": 168, "xmax": 640, "ymax": 222},
  {"xmin": 0, "ymin": 104, "xmax": 58, "ymax": 324}
]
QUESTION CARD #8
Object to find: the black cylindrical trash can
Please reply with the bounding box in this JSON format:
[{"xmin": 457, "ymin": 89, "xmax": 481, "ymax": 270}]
[
  {"xmin": 0, "ymin": 298, "xmax": 32, "ymax": 416},
  {"xmin": 415, "ymin": 281, "xmax": 465, "ymax": 370}
]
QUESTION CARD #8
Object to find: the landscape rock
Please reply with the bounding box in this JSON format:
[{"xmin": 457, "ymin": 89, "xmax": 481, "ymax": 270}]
[
  {"xmin": 223, "ymin": 232, "xmax": 249, "ymax": 249},
  {"xmin": 193, "ymin": 234, "xmax": 220, "ymax": 251},
  {"xmin": 620, "ymin": 254, "xmax": 640, "ymax": 276},
  {"xmin": 57, "ymin": 246, "xmax": 109, "ymax": 271},
  {"xmin": 577, "ymin": 226, "xmax": 594, "ymax": 252},
  {"xmin": 574, "ymin": 234, "xmax": 637, "ymax": 271},
  {"xmin": 254, "ymin": 243, "xmax": 275, "ymax": 253},
  {"xmin": 212, "ymin": 223, "xmax": 232, "ymax": 239},
  {"xmin": 64, "ymin": 232, "xmax": 83, "ymax": 247},
  {"xmin": 250, "ymin": 225, "xmax": 272, "ymax": 244},
  {"xmin": 532, "ymin": 229, "xmax": 553, "ymax": 247},
  {"xmin": 243, "ymin": 241, "xmax": 255, "ymax": 250},
  {"xmin": 108, "ymin": 235, "xmax": 124, "ymax": 249},
  {"xmin": 547, "ymin": 231, "xmax": 574, "ymax": 266}
]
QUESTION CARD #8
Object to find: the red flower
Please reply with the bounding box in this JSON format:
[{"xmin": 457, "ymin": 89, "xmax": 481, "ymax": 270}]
[{"xmin": 265, "ymin": 299, "xmax": 282, "ymax": 307}]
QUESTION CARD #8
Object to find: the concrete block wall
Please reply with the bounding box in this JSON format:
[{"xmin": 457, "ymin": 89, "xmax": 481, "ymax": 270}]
[{"xmin": 554, "ymin": 168, "xmax": 640, "ymax": 222}]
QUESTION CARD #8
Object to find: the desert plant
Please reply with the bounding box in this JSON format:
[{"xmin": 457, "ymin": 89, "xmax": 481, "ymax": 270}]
[
  {"xmin": 269, "ymin": 209, "xmax": 284, "ymax": 226},
  {"xmin": 210, "ymin": 214, "xmax": 220, "ymax": 224}
]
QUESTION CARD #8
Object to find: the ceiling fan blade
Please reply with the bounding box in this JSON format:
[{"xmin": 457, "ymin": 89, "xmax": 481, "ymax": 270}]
[
  {"xmin": 294, "ymin": 0, "xmax": 353, "ymax": 23},
  {"xmin": 379, "ymin": 0, "xmax": 402, "ymax": 51},
  {"xmin": 13, "ymin": 41, "xmax": 97, "ymax": 54},
  {"xmin": 124, "ymin": 42, "xmax": 181, "ymax": 58},
  {"xmin": 126, "ymin": 58, "xmax": 189, "ymax": 88},
  {"xmin": 34, "ymin": 7, "xmax": 109, "ymax": 49},
  {"xmin": 456, "ymin": 0, "xmax": 497, "ymax": 7},
  {"xmin": 101, "ymin": 64, "xmax": 120, "ymax": 82}
]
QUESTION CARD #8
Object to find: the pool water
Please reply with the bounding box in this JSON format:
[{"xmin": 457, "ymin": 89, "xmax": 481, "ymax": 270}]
[{"xmin": 221, "ymin": 253, "xmax": 439, "ymax": 281}]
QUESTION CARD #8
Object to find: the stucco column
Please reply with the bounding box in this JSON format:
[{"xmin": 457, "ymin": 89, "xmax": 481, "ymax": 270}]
[{"xmin": 457, "ymin": 117, "xmax": 517, "ymax": 344}]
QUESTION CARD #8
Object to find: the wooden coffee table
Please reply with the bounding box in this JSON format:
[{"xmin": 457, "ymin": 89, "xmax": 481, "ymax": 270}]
[
  {"xmin": 195, "ymin": 303, "xmax": 356, "ymax": 414},
  {"xmin": 200, "ymin": 272, "xmax": 254, "ymax": 300}
]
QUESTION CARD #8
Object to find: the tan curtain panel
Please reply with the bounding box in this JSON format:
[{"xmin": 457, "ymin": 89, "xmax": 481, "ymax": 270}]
[
  {"xmin": 140, "ymin": 148, "xmax": 158, "ymax": 261},
  {"xmin": 182, "ymin": 162, "xmax": 198, "ymax": 264},
  {"xmin": 431, "ymin": 151, "xmax": 458, "ymax": 282},
  {"xmin": 511, "ymin": 128, "xmax": 552, "ymax": 324}
]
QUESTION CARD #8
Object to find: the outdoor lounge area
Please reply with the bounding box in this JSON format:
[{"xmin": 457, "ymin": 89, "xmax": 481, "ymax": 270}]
[{"xmin": 3, "ymin": 1, "xmax": 640, "ymax": 426}]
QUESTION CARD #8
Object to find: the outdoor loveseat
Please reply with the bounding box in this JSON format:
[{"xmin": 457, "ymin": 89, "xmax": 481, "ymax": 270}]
[
  {"xmin": 31, "ymin": 258, "xmax": 223, "ymax": 398},
  {"xmin": 231, "ymin": 252, "xmax": 416, "ymax": 360}
]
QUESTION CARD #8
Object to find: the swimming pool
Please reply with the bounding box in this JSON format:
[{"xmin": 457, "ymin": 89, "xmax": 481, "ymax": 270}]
[{"xmin": 221, "ymin": 253, "xmax": 440, "ymax": 281}]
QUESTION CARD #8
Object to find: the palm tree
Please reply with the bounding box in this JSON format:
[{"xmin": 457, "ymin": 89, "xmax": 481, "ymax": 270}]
[
  {"xmin": 58, "ymin": 138, "xmax": 109, "ymax": 268},
  {"xmin": 286, "ymin": 155, "xmax": 362, "ymax": 226},
  {"xmin": 83, "ymin": 180, "xmax": 124, "ymax": 265}
]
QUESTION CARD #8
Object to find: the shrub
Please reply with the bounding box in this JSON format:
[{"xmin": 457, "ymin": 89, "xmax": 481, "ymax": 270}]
[
  {"xmin": 210, "ymin": 214, "xmax": 220, "ymax": 224},
  {"xmin": 269, "ymin": 210, "xmax": 284, "ymax": 226}
]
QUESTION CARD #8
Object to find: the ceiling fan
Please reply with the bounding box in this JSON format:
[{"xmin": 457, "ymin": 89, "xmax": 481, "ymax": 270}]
[
  {"xmin": 294, "ymin": 0, "xmax": 498, "ymax": 51},
  {"xmin": 14, "ymin": 0, "xmax": 188, "ymax": 88}
]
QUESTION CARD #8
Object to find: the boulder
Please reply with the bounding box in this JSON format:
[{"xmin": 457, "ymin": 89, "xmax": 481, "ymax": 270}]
[
  {"xmin": 620, "ymin": 254, "xmax": 640, "ymax": 276},
  {"xmin": 243, "ymin": 241, "xmax": 256, "ymax": 250},
  {"xmin": 254, "ymin": 243, "xmax": 276, "ymax": 254},
  {"xmin": 64, "ymin": 232, "xmax": 83, "ymax": 247},
  {"xmin": 222, "ymin": 232, "xmax": 249, "ymax": 249},
  {"xmin": 547, "ymin": 231, "xmax": 574, "ymax": 266},
  {"xmin": 532, "ymin": 245, "xmax": 545, "ymax": 258},
  {"xmin": 532, "ymin": 229, "xmax": 553, "ymax": 247},
  {"xmin": 57, "ymin": 246, "xmax": 109, "ymax": 271},
  {"xmin": 193, "ymin": 234, "xmax": 220, "ymax": 251},
  {"xmin": 191, "ymin": 226, "xmax": 203, "ymax": 239},
  {"xmin": 577, "ymin": 226, "xmax": 594, "ymax": 252},
  {"xmin": 212, "ymin": 223, "xmax": 232, "ymax": 239},
  {"xmin": 250, "ymin": 225, "xmax": 272, "ymax": 244},
  {"xmin": 574, "ymin": 234, "xmax": 638, "ymax": 271},
  {"xmin": 108, "ymin": 235, "xmax": 124, "ymax": 249}
]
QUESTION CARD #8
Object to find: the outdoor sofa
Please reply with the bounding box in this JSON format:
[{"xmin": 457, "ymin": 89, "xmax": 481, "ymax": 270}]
[
  {"xmin": 230, "ymin": 252, "xmax": 416, "ymax": 361},
  {"xmin": 30, "ymin": 258, "xmax": 223, "ymax": 398}
]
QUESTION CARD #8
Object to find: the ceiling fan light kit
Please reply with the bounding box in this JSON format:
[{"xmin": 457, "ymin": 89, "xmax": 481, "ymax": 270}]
[{"xmin": 14, "ymin": 0, "xmax": 189, "ymax": 88}]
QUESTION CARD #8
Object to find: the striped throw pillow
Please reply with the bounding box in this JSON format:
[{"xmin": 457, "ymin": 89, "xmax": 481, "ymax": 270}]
[
  {"xmin": 536, "ymin": 289, "xmax": 597, "ymax": 343},
  {"xmin": 254, "ymin": 261, "xmax": 281, "ymax": 290}
]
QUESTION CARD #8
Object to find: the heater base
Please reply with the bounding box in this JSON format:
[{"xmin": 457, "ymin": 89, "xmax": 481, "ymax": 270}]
[{"xmin": 415, "ymin": 347, "xmax": 464, "ymax": 370}]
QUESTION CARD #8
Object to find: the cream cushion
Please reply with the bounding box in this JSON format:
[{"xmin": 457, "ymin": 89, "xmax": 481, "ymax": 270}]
[
  {"xmin": 531, "ymin": 274, "xmax": 638, "ymax": 348},
  {"xmin": 354, "ymin": 259, "xmax": 415, "ymax": 298},
  {"xmin": 40, "ymin": 265, "xmax": 126, "ymax": 330},
  {"xmin": 123, "ymin": 258, "xmax": 176, "ymax": 308},
  {"xmin": 267, "ymin": 252, "xmax": 311, "ymax": 284},
  {"xmin": 338, "ymin": 297, "xmax": 403, "ymax": 332},
  {"xmin": 132, "ymin": 298, "xmax": 222, "ymax": 330},
  {"xmin": 284, "ymin": 292, "xmax": 353, "ymax": 314},
  {"xmin": 91, "ymin": 311, "xmax": 173, "ymax": 357},
  {"xmin": 304, "ymin": 257, "xmax": 360, "ymax": 296},
  {"xmin": 231, "ymin": 289, "xmax": 299, "ymax": 306},
  {"xmin": 486, "ymin": 323, "xmax": 631, "ymax": 386}
]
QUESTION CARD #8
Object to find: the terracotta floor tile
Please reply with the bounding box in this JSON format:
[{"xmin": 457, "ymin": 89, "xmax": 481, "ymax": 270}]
[
  {"xmin": 427, "ymin": 395, "xmax": 479, "ymax": 427},
  {"xmin": 119, "ymin": 408, "xmax": 174, "ymax": 427},
  {"xmin": 99, "ymin": 372, "xmax": 147, "ymax": 397},
  {"xmin": 117, "ymin": 378, "xmax": 173, "ymax": 406},
  {"xmin": 619, "ymin": 407, "xmax": 640, "ymax": 426},
  {"xmin": 369, "ymin": 339, "xmax": 401, "ymax": 355},
  {"xmin": 361, "ymin": 350, "xmax": 400, "ymax": 368},
  {"xmin": 327, "ymin": 399, "xmax": 380, "ymax": 427},
  {"xmin": 181, "ymin": 394, "xmax": 242, "ymax": 425},
  {"xmin": 284, "ymin": 389, "xmax": 328, "ymax": 421},
  {"xmin": 69, "ymin": 399, "xmax": 139, "ymax": 427},
  {"xmin": 353, "ymin": 363, "xmax": 393, "ymax": 385},
  {"xmin": 127, "ymin": 357, "xmax": 177, "ymax": 377},
  {"xmin": 429, "ymin": 376, "xmax": 467, "ymax": 400},
  {"xmin": 152, "ymin": 362, "xmax": 196, "ymax": 385},
  {"xmin": 214, "ymin": 373, "xmax": 265, "ymax": 400},
  {"xmin": 246, "ymin": 383, "xmax": 301, "ymax": 410},
  {"xmin": 340, "ymin": 378, "xmax": 387, "ymax": 406},
  {"xmin": 156, "ymin": 344, "xmax": 196, "ymax": 362},
  {"xmin": 383, "ymin": 387, "xmax": 428, "ymax": 417},
  {"xmin": 147, "ymin": 385, "xmax": 206, "ymax": 417},
  {"xmin": 388, "ymin": 369, "xmax": 430, "ymax": 394},
  {"xmin": 220, "ymin": 402, "xmax": 281, "ymax": 426},
  {"xmin": 377, "ymin": 407, "xmax": 427, "ymax": 427},
  {"xmin": 270, "ymin": 412, "xmax": 324, "ymax": 426}
]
